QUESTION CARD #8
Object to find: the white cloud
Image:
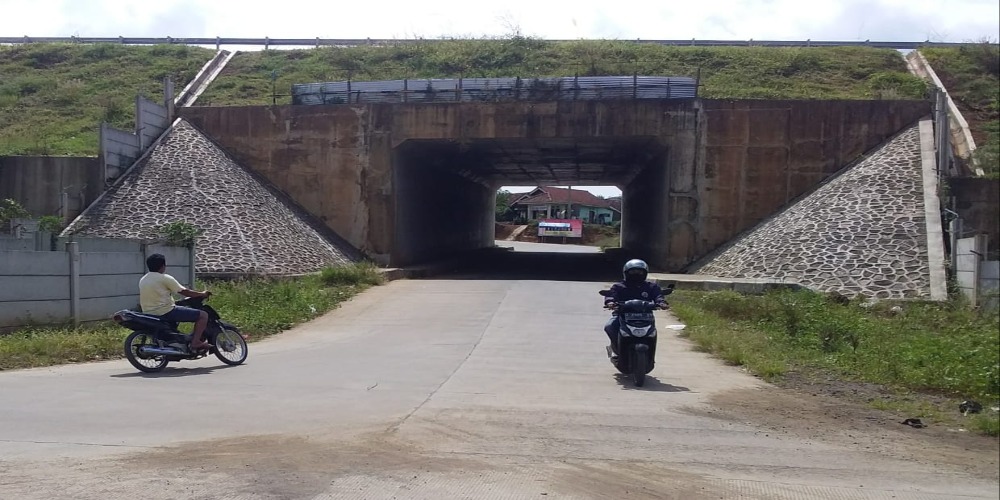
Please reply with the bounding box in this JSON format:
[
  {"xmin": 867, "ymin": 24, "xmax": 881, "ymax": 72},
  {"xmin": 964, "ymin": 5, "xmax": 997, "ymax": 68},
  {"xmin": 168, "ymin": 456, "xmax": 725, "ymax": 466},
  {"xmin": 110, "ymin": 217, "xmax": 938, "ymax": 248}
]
[{"xmin": 1, "ymin": 0, "xmax": 996, "ymax": 41}]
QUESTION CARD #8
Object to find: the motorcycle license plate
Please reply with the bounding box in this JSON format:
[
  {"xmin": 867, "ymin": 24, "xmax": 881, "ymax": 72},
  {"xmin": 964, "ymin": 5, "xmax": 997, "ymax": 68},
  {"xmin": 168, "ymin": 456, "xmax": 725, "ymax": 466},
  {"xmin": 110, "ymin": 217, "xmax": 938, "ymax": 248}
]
[{"xmin": 622, "ymin": 313, "xmax": 652, "ymax": 320}]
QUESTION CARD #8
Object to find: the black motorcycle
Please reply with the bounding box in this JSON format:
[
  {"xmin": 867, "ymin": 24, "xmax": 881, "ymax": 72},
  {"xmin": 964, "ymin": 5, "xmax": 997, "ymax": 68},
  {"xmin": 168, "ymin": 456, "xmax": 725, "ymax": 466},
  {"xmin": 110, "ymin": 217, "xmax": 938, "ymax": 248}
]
[
  {"xmin": 113, "ymin": 296, "xmax": 248, "ymax": 373},
  {"xmin": 599, "ymin": 283, "xmax": 674, "ymax": 386}
]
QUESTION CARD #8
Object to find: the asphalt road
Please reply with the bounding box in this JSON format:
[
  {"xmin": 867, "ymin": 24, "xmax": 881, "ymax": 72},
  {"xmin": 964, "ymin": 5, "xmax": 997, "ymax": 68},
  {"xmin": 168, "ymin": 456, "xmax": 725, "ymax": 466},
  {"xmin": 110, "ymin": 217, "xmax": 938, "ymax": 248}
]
[{"xmin": 1, "ymin": 246, "xmax": 997, "ymax": 499}]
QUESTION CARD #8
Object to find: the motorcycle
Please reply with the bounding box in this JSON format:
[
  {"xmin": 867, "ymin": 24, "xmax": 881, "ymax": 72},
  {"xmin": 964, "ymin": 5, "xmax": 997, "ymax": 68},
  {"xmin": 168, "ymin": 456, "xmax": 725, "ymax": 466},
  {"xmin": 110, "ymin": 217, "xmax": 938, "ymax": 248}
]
[
  {"xmin": 113, "ymin": 296, "xmax": 248, "ymax": 373},
  {"xmin": 599, "ymin": 283, "xmax": 674, "ymax": 387}
]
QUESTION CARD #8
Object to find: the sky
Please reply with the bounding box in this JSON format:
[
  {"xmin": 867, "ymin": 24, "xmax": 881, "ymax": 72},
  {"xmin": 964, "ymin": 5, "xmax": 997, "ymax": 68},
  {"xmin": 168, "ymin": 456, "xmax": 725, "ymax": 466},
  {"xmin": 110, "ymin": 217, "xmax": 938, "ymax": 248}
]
[
  {"xmin": 2, "ymin": 0, "xmax": 997, "ymax": 197},
  {"xmin": 1, "ymin": 0, "xmax": 997, "ymax": 42}
]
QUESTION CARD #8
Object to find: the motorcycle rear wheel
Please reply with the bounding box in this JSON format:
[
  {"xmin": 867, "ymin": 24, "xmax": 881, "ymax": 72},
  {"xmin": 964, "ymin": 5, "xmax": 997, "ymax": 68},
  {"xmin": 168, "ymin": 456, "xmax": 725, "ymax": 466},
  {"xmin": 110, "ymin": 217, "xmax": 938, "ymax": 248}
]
[{"xmin": 124, "ymin": 331, "xmax": 169, "ymax": 373}]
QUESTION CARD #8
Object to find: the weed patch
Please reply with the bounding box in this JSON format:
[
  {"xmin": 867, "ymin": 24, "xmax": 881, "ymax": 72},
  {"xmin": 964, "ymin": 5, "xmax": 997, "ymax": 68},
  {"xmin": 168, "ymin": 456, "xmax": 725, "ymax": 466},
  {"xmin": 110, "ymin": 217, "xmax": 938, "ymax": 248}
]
[
  {"xmin": 319, "ymin": 261, "xmax": 385, "ymax": 287},
  {"xmin": 671, "ymin": 289, "xmax": 1000, "ymax": 434}
]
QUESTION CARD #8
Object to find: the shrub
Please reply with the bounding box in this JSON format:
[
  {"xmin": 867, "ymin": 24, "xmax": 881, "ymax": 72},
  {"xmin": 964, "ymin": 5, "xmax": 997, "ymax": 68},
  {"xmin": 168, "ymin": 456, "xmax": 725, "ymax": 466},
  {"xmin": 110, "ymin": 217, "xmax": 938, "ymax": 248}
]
[
  {"xmin": 158, "ymin": 221, "xmax": 201, "ymax": 246},
  {"xmin": 320, "ymin": 262, "xmax": 384, "ymax": 287}
]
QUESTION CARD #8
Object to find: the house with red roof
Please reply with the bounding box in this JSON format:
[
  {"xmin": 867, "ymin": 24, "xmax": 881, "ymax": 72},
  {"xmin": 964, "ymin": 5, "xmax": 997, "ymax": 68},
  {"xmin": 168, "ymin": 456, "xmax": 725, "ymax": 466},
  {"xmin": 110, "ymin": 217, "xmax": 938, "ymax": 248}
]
[{"xmin": 509, "ymin": 187, "xmax": 621, "ymax": 225}]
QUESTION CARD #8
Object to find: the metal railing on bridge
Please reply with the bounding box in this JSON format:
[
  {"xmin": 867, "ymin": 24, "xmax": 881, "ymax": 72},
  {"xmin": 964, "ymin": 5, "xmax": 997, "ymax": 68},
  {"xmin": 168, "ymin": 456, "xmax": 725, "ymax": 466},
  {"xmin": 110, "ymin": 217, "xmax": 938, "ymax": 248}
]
[
  {"xmin": 0, "ymin": 36, "xmax": 989, "ymax": 50},
  {"xmin": 291, "ymin": 76, "xmax": 698, "ymax": 105}
]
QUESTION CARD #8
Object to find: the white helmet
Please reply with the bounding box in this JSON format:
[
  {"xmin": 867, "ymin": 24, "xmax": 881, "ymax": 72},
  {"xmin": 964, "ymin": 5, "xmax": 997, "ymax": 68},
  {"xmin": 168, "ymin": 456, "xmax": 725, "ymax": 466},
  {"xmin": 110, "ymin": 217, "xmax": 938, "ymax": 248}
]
[{"xmin": 622, "ymin": 259, "xmax": 648, "ymax": 283}]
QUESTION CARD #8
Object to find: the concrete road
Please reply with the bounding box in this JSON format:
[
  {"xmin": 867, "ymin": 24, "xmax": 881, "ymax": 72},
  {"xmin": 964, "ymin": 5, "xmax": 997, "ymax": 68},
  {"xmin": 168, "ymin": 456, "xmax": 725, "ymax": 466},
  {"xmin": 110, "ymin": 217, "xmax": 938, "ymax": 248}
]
[
  {"xmin": 495, "ymin": 240, "xmax": 602, "ymax": 253},
  {"xmin": 1, "ymin": 264, "xmax": 997, "ymax": 499}
]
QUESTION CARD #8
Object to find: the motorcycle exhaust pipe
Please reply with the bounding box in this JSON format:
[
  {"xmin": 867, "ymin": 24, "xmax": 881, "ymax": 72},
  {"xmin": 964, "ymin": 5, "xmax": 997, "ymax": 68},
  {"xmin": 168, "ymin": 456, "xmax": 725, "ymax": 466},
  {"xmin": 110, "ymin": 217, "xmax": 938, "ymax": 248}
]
[{"xmin": 137, "ymin": 346, "xmax": 185, "ymax": 356}]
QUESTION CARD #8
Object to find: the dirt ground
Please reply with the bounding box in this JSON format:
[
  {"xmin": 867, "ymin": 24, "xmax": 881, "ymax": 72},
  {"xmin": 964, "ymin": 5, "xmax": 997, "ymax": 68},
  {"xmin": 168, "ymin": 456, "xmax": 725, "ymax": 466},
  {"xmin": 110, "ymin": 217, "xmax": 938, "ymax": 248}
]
[{"xmin": 689, "ymin": 374, "xmax": 1000, "ymax": 482}]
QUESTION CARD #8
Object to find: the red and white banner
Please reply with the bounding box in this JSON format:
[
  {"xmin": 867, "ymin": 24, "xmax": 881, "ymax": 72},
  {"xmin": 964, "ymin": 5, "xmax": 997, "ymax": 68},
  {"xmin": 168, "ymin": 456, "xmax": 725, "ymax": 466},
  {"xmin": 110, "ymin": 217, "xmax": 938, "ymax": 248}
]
[{"xmin": 538, "ymin": 219, "xmax": 583, "ymax": 238}]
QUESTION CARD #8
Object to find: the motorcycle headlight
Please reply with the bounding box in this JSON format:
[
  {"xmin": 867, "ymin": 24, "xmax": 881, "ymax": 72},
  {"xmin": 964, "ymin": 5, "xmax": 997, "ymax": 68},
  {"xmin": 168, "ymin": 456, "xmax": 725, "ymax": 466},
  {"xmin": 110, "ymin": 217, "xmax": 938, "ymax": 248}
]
[{"xmin": 630, "ymin": 326, "xmax": 649, "ymax": 337}]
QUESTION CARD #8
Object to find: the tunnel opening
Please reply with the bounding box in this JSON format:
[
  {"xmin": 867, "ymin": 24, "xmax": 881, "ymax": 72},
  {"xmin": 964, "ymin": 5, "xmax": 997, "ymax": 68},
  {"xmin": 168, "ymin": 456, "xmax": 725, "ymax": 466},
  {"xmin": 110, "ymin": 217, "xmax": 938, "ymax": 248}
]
[{"xmin": 392, "ymin": 136, "xmax": 671, "ymax": 277}]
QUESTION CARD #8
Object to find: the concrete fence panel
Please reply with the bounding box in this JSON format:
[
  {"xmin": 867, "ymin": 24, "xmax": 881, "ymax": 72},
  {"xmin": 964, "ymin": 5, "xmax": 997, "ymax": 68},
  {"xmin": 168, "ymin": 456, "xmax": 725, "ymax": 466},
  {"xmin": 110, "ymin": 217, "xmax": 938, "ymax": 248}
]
[
  {"xmin": 0, "ymin": 299, "xmax": 72, "ymax": 328},
  {"xmin": 80, "ymin": 296, "xmax": 140, "ymax": 323},
  {"xmin": 0, "ymin": 250, "xmax": 70, "ymax": 275},
  {"xmin": 136, "ymin": 96, "xmax": 169, "ymax": 150},
  {"xmin": 80, "ymin": 252, "xmax": 146, "ymax": 275},
  {"xmin": 0, "ymin": 276, "xmax": 70, "ymax": 302},
  {"xmin": 955, "ymin": 236, "xmax": 982, "ymax": 303},
  {"xmin": 0, "ymin": 251, "xmax": 73, "ymax": 328},
  {"xmin": 59, "ymin": 237, "xmax": 144, "ymax": 253},
  {"xmin": 100, "ymin": 123, "xmax": 141, "ymax": 182},
  {"xmin": 0, "ymin": 240, "xmax": 193, "ymax": 329},
  {"xmin": 0, "ymin": 238, "xmax": 36, "ymax": 251},
  {"xmin": 79, "ymin": 274, "xmax": 144, "ymax": 299},
  {"xmin": 981, "ymin": 261, "xmax": 999, "ymax": 310}
]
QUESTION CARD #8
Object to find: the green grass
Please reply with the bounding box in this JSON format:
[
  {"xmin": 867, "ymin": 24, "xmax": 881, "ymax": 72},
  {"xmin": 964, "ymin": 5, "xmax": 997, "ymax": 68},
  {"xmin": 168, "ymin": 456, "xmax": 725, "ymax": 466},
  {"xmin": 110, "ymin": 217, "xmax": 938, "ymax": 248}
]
[
  {"xmin": 319, "ymin": 261, "xmax": 385, "ymax": 287},
  {"xmin": 0, "ymin": 263, "xmax": 383, "ymax": 371},
  {"xmin": 671, "ymin": 289, "xmax": 1000, "ymax": 435},
  {"xmin": 196, "ymin": 40, "xmax": 926, "ymax": 106},
  {"xmin": 0, "ymin": 43, "xmax": 215, "ymax": 156},
  {"xmin": 582, "ymin": 223, "xmax": 620, "ymax": 248},
  {"xmin": 922, "ymin": 43, "xmax": 1000, "ymax": 177}
]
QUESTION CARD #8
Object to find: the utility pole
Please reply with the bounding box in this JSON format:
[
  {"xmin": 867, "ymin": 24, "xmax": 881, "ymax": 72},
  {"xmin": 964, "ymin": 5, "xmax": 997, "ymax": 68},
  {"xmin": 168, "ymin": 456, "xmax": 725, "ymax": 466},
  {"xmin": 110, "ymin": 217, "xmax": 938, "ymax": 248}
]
[{"xmin": 567, "ymin": 185, "xmax": 572, "ymax": 219}]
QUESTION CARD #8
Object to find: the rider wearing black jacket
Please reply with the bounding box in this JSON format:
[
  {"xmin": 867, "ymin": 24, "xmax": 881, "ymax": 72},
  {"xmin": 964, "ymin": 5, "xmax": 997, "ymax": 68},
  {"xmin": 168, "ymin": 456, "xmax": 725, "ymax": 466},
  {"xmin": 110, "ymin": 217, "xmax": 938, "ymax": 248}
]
[{"xmin": 604, "ymin": 259, "xmax": 667, "ymax": 357}]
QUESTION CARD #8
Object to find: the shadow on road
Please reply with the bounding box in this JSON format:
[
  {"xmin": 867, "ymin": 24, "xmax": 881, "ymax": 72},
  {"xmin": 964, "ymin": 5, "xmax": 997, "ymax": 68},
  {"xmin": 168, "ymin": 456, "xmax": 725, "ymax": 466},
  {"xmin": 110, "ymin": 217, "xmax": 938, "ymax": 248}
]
[
  {"xmin": 110, "ymin": 364, "xmax": 242, "ymax": 378},
  {"xmin": 426, "ymin": 250, "xmax": 623, "ymax": 283},
  {"xmin": 613, "ymin": 373, "xmax": 692, "ymax": 392}
]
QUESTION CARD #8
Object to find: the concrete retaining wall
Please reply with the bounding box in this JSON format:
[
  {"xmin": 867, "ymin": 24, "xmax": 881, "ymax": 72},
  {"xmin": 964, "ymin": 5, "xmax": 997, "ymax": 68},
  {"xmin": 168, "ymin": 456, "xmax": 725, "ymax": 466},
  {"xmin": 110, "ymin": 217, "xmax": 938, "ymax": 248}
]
[
  {"xmin": 0, "ymin": 239, "xmax": 192, "ymax": 329},
  {"xmin": 180, "ymin": 99, "xmax": 930, "ymax": 269},
  {"xmin": 0, "ymin": 156, "xmax": 103, "ymax": 219}
]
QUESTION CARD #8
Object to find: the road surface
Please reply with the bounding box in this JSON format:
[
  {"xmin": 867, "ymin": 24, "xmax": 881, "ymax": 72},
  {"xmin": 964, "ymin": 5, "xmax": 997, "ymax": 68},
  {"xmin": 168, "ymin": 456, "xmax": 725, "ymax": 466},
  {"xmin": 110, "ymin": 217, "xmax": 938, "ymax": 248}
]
[{"xmin": 1, "ymin": 249, "xmax": 997, "ymax": 499}]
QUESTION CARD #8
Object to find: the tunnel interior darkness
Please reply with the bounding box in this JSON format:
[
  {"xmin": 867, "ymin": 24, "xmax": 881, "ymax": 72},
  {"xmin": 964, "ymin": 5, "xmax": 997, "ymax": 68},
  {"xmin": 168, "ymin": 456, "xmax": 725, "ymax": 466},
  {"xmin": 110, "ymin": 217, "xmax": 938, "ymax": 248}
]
[{"xmin": 392, "ymin": 137, "xmax": 670, "ymax": 268}]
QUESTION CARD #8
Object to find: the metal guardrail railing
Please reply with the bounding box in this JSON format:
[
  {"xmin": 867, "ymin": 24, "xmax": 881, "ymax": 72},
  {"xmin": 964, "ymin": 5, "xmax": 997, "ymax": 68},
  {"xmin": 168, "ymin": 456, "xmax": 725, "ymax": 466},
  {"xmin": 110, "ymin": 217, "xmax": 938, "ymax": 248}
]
[
  {"xmin": 292, "ymin": 76, "xmax": 699, "ymax": 105},
  {"xmin": 0, "ymin": 36, "xmax": 992, "ymax": 50}
]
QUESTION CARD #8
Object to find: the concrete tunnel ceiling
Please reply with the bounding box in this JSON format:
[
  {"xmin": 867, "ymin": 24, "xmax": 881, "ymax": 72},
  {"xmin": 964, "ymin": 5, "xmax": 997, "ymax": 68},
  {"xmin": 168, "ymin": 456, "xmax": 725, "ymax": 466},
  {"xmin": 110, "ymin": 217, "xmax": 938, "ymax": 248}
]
[{"xmin": 394, "ymin": 137, "xmax": 667, "ymax": 187}]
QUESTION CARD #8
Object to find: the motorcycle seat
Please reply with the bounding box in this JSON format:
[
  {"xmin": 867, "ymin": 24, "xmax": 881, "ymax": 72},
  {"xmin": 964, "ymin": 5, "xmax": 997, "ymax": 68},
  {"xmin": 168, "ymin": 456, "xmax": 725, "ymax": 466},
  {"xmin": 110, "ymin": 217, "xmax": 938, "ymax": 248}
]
[{"xmin": 113, "ymin": 310, "xmax": 174, "ymax": 331}]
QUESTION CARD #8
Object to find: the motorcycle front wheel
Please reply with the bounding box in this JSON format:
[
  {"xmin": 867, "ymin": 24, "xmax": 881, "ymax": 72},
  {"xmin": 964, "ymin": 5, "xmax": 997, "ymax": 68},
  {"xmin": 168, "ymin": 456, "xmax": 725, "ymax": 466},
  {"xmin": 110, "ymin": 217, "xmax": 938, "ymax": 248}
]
[
  {"xmin": 213, "ymin": 328, "xmax": 248, "ymax": 366},
  {"xmin": 632, "ymin": 350, "xmax": 648, "ymax": 387},
  {"xmin": 124, "ymin": 331, "xmax": 169, "ymax": 373}
]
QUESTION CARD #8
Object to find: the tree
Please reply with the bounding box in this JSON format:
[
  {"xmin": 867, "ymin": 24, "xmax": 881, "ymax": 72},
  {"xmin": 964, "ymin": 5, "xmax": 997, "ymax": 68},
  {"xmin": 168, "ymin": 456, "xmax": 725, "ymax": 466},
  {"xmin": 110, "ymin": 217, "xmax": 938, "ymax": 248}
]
[
  {"xmin": 495, "ymin": 189, "xmax": 514, "ymax": 222},
  {"xmin": 0, "ymin": 198, "xmax": 29, "ymax": 232}
]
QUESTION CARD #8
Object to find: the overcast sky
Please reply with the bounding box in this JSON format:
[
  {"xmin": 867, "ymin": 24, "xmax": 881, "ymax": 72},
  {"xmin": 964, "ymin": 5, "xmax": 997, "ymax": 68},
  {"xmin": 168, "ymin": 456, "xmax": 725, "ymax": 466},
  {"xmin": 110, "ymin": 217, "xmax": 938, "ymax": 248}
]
[
  {"xmin": 2, "ymin": 0, "xmax": 997, "ymax": 44},
  {"xmin": 3, "ymin": 0, "xmax": 997, "ymax": 196}
]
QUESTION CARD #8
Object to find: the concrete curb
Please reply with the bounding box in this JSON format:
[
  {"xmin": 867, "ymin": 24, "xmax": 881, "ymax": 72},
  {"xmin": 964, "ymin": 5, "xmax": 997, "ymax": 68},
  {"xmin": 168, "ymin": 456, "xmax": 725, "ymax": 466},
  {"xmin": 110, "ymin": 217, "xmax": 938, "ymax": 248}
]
[
  {"xmin": 918, "ymin": 119, "xmax": 950, "ymax": 301},
  {"xmin": 904, "ymin": 50, "xmax": 981, "ymax": 175},
  {"xmin": 651, "ymin": 274, "xmax": 806, "ymax": 294},
  {"xmin": 380, "ymin": 246, "xmax": 516, "ymax": 281}
]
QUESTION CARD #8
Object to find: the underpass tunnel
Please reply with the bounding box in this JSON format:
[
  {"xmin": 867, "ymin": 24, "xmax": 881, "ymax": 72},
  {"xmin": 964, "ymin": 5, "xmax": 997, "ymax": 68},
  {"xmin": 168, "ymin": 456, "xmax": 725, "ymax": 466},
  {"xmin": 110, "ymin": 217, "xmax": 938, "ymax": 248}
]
[{"xmin": 391, "ymin": 136, "xmax": 669, "ymax": 271}]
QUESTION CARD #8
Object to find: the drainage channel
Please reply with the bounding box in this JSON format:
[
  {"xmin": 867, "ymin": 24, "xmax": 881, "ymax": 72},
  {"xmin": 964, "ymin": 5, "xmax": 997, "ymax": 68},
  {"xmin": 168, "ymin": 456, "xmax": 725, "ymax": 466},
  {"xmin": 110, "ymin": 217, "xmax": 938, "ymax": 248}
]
[{"xmin": 174, "ymin": 49, "xmax": 237, "ymax": 108}]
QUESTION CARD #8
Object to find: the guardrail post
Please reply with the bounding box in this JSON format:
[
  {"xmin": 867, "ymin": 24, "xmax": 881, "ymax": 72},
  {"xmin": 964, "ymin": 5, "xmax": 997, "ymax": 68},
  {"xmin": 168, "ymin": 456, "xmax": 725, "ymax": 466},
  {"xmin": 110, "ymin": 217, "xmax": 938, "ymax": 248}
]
[{"xmin": 67, "ymin": 241, "xmax": 80, "ymax": 327}]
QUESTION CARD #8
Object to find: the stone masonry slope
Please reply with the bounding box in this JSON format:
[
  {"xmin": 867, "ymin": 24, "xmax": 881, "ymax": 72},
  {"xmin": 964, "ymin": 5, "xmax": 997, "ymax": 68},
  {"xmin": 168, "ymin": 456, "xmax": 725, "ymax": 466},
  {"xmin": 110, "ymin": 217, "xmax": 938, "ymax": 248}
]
[
  {"xmin": 64, "ymin": 119, "xmax": 358, "ymax": 274},
  {"xmin": 691, "ymin": 124, "xmax": 930, "ymax": 299}
]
